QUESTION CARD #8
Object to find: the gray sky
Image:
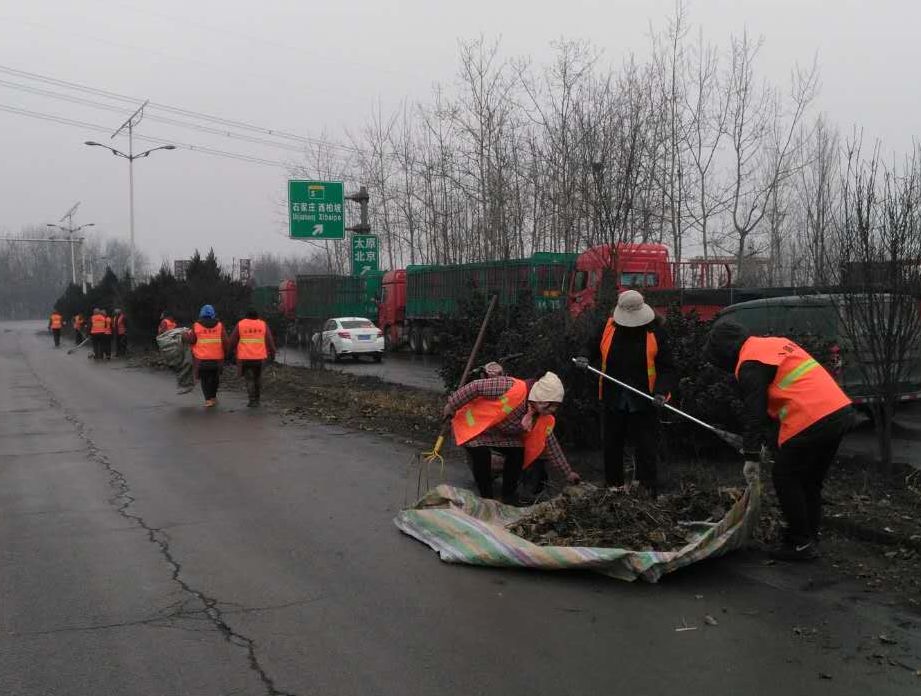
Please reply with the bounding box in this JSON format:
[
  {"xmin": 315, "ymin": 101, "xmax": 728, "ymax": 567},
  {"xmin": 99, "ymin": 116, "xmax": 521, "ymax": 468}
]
[{"xmin": 2, "ymin": 0, "xmax": 919, "ymax": 270}]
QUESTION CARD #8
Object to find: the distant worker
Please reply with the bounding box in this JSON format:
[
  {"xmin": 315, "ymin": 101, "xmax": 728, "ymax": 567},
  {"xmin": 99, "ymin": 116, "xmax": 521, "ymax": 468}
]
[
  {"xmin": 157, "ymin": 311, "xmax": 177, "ymax": 335},
  {"xmin": 228, "ymin": 308, "xmax": 277, "ymax": 407},
  {"xmin": 443, "ymin": 371, "xmax": 581, "ymax": 505},
  {"xmin": 704, "ymin": 321, "xmax": 854, "ymax": 562},
  {"xmin": 73, "ymin": 313, "xmax": 85, "ymax": 345},
  {"xmin": 113, "ymin": 309, "xmax": 128, "ymax": 357},
  {"xmin": 576, "ymin": 290, "xmax": 675, "ymax": 495},
  {"xmin": 102, "ymin": 309, "xmax": 113, "ymax": 360},
  {"xmin": 48, "ymin": 309, "xmax": 63, "ymax": 348},
  {"xmin": 183, "ymin": 304, "xmax": 229, "ymax": 408},
  {"xmin": 89, "ymin": 308, "xmax": 107, "ymax": 360}
]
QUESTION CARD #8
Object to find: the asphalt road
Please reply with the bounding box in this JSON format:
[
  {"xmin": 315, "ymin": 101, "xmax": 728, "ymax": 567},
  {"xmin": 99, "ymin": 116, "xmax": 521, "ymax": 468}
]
[
  {"xmin": 274, "ymin": 344, "xmax": 443, "ymax": 392},
  {"xmin": 1, "ymin": 320, "xmax": 919, "ymax": 696}
]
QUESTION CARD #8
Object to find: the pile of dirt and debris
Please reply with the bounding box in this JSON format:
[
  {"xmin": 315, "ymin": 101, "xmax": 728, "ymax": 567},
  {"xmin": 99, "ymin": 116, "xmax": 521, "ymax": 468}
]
[{"xmin": 508, "ymin": 483, "xmax": 744, "ymax": 551}]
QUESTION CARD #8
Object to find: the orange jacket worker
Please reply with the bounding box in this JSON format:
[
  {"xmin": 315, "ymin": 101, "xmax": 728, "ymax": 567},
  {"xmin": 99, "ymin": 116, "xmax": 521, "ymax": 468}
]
[
  {"xmin": 443, "ymin": 371, "xmax": 580, "ymax": 504},
  {"xmin": 705, "ymin": 321, "xmax": 853, "ymax": 562}
]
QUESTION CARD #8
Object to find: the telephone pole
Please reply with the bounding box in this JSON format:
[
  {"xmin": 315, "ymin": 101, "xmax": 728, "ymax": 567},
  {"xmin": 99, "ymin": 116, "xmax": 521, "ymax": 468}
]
[{"xmin": 46, "ymin": 202, "xmax": 94, "ymax": 293}]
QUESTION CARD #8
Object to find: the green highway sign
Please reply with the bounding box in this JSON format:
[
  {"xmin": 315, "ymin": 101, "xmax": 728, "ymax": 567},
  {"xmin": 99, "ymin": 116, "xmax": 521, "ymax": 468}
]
[
  {"xmin": 351, "ymin": 234, "xmax": 380, "ymax": 276},
  {"xmin": 288, "ymin": 180, "xmax": 344, "ymax": 239}
]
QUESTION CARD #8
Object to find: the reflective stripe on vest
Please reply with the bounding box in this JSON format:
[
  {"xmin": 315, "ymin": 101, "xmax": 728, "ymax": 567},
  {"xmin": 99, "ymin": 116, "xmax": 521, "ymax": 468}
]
[
  {"xmin": 735, "ymin": 336, "xmax": 852, "ymax": 446},
  {"xmin": 522, "ymin": 414, "xmax": 555, "ymax": 469},
  {"xmin": 598, "ymin": 318, "xmax": 658, "ymax": 399},
  {"xmin": 451, "ymin": 378, "xmax": 528, "ymax": 446},
  {"xmin": 50, "ymin": 314, "xmax": 62, "ymax": 329},
  {"xmin": 236, "ymin": 318, "xmax": 268, "ymax": 360},
  {"xmin": 191, "ymin": 322, "xmax": 224, "ymax": 360},
  {"xmin": 90, "ymin": 315, "xmax": 107, "ymax": 334}
]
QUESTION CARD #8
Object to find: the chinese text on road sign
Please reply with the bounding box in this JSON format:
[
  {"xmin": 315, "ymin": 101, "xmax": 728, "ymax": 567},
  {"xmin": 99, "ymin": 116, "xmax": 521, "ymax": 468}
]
[
  {"xmin": 351, "ymin": 234, "xmax": 379, "ymax": 276},
  {"xmin": 288, "ymin": 180, "xmax": 344, "ymax": 239}
]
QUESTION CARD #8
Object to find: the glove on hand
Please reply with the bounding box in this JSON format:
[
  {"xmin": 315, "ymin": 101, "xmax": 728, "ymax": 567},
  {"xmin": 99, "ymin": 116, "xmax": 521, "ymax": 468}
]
[
  {"xmin": 573, "ymin": 356, "xmax": 589, "ymax": 370},
  {"xmin": 653, "ymin": 394, "xmax": 667, "ymax": 408},
  {"xmin": 742, "ymin": 460, "xmax": 761, "ymax": 485}
]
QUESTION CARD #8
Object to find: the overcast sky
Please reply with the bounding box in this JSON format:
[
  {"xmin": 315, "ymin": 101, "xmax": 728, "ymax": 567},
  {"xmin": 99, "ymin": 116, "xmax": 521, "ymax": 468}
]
[{"xmin": 2, "ymin": 0, "xmax": 919, "ymax": 271}]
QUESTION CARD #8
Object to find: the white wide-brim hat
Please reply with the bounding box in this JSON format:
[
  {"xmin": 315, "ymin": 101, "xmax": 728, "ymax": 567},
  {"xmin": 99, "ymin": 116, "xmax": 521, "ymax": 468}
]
[{"xmin": 612, "ymin": 289, "xmax": 655, "ymax": 327}]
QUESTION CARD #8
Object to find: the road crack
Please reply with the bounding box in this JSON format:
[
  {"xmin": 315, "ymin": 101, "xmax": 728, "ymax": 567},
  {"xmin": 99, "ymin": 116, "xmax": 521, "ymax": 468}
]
[{"xmin": 21, "ymin": 348, "xmax": 299, "ymax": 696}]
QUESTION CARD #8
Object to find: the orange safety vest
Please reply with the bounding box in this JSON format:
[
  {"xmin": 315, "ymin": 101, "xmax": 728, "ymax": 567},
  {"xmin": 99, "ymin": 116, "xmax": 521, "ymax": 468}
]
[
  {"xmin": 598, "ymin": 318, "xmax": 659, "ymax": 399},
  {"xmin": 103, "ymin": 317, "xmax": 112, "ymax": 335},
  {"xmin": 191, "ymin": 321, "xmax": 225, "ymax": 361},
  {"xmin": 74, "ymin": 315, "xmax": 85, "ymax": 331},
  {"xmin": 522, "ymin": 414, "xmax": 555, "ymax": 469},
  {"xmin": 735, "ymin": 336, "xmax": 852, "ymax": 446},
  {"xmin": 115, "ymin": 315, "xmax": 127, "ymax": 335},
  {"xmin": 90, "ymin": 315, "xmax": 107, "ymax": 335},
  {"xmin": 452, "ymin": 378, "xmax": 529, "ymax": 446},
  {"xmin": 236, "ymin": 318, "xmax": 268, "ymax": 360},
  {"xmin": 50, "ymin": 313, "xmax": 63, "ymax": 329}
]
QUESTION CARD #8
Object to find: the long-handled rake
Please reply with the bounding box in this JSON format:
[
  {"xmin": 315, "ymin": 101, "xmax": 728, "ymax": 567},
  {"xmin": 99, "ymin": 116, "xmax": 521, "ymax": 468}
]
[
  {"xmin": 406, "ymin": 295, "xmax": 499, "ymax": 504},
  {"xmin": 67, "ymin": 336, "xmax": 92, "ymax": 355},
  {"xmin": 573, "ymin": 358, "xmax": 743, "ymax": 452}
]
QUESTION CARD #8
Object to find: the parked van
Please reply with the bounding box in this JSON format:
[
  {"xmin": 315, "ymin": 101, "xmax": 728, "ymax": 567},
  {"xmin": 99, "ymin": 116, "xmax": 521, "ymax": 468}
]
[{"xmin": 714, "ymin": 294, "xmax": 921, "ymax": 404}]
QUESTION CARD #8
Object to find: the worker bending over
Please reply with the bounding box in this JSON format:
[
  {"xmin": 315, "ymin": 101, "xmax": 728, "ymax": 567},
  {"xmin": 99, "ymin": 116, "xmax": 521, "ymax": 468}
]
[
  {"xmin": 443, "ymin": 371, "xmax": 580, "ymax": 505},
  {"xmin": 705, "ymin": 321, "xmax": 853, "ymax": 561}
]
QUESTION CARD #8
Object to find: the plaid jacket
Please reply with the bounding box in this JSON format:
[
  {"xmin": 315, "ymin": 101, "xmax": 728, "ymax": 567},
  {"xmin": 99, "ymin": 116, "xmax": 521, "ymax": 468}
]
[{"xmin": 446, "ymin": 377, "xmax": 574, "ymax": 478}]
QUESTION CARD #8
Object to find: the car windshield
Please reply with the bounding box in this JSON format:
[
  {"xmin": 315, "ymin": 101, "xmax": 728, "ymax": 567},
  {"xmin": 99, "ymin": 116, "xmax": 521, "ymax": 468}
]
[{"xmin": 341, "ymin": 320, "xmax": 374, "ymax": 329}]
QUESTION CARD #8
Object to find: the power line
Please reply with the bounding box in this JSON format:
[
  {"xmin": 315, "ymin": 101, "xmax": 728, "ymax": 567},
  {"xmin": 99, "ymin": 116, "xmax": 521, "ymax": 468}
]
[
  {"xmin": 0, "ymin": 103, "xmax": 294, "ymax": 168},
  {"xmin": 0, "ymin": 64, "xmax": 375, "ymax": 158},
  {"xmin": 0, "ymin": 78, "xmax": 313, "ymax": 154}
]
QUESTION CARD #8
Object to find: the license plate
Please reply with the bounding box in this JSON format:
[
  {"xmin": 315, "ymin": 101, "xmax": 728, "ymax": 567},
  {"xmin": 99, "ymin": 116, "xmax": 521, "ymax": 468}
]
[{"xmin": 358, "ymin": 334, "xmax": 371, "ymax": 340}]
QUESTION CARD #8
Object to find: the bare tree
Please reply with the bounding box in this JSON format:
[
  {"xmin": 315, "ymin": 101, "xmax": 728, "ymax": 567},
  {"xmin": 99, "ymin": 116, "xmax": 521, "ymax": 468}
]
[
  {"xmin": 723, "ymin": 31, "xmax": 818, "ymax": 282},
  {"xmin": 830, "ymin": 140, "xmax": 921, "ymax": 472},
  {"xmin": 796, "ymin": 114, "xmax": 840, "ymax": 285}
]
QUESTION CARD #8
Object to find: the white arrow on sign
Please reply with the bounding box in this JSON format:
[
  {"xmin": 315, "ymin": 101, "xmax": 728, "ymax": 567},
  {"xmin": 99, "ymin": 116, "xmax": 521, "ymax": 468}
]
[
  {"xmin": 360, "ymin": 265, "xmax": 371, "ymax": 275},
  {"xmin": 311, "ymin": 224, "xmax": 324, "ymax": 236}
]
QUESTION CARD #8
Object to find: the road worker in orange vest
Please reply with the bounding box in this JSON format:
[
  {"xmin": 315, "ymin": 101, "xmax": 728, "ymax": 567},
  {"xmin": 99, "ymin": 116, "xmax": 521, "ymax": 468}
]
[
  {"xmin": 705, "ymin": 321, "xmax": 854, "ymax": 562},
  {"xmin": 442, "ymin": 371, "xmax": 580, "ymax": 505},
  {"xmin": 228, "ymin": 308, "xmax": 277, "ymax": 407},
  {"xmin": 157, "ymin": 311, "xmax": 178, "ymax": 335},
  {"xmin": 73, "ymin": 313, "xmax": 86, "ymax": 344},
  {"xmin": 182, "ymin": 304, "xmax": 229, "ymax": 408},
  {"xmin": 89, "ymin": 308, "xmax": 107, "ymax": 360},
  {"xmin": 101, "ymin": 309, "xmax": 113, "ymax": 360},
  {"xmin": 575, "ymin": 289, "xmax": 675, "ymax": 494},
  {"xmin": 48, "ymin": 309, "xmax": 64, "ymax": 348},
  {"xmin": 113, "ymin": 309, "xmax": 128, "ymax": 357}
]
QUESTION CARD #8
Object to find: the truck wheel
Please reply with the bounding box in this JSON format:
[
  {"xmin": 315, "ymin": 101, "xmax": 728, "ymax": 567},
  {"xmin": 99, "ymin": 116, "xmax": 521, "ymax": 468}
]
[
  {"xmin": 383, "ymin": 326, "xmax": 395, "ymax": 352},
  {"xmin": 422, "ymin": 327, "xmax": 436, "ymax": 355},
  {"xmin": 409, "ymin": 327, "xmax": 423, "ymax": 354}
]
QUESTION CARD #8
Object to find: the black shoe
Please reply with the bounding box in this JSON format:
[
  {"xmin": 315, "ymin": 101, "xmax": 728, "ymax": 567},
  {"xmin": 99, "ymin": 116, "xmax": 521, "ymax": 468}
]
[{"xmin": 769, "ymin": 541, "xmax": 819, "ymax": 562}]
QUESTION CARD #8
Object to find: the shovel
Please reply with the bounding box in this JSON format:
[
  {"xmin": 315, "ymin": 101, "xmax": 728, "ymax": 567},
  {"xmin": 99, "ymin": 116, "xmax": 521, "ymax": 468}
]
[
  {"xmin": 406, "ymin": 294, "xmax": 499, "ymax": 503},
  {"xmin": 573, "ymin": 358, "xmax": 743, "ymax": 452}
]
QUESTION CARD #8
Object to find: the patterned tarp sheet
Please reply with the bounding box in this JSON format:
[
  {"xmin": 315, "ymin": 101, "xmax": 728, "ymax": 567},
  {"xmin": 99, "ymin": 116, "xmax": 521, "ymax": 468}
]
[{"xmin": 395, "ymin": 482, "xmax": 761, "ymax": 582}]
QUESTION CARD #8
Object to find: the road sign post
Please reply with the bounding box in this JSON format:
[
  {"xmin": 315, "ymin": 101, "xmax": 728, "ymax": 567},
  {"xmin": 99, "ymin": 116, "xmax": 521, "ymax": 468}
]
[
  {"xmin": 288, "ymin": 180, "xmax": 345, "ymax": 239},
  {"xmin": 351, "ymin": 234, "xmax": 380, "ymax": 276}
]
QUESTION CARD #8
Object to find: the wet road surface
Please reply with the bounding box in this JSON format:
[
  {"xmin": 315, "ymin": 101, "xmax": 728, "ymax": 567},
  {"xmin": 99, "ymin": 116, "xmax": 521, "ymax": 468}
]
[
  {"xmin": 275, "ymin": 344, "xmax": 443, "ymax": 392},
  {"xmin": 1, "ymin": 320, "xmax": 918, "ymax": 695}
]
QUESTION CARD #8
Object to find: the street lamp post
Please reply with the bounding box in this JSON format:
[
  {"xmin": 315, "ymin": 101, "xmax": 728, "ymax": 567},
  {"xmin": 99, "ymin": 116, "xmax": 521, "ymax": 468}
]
[
  {"xmin": 84, "ymin": 101, "xmax": 175, "ymax": 283},
  {"xmin": 47, "ymin": 222, "xmax": 94, "ymax": 293}
]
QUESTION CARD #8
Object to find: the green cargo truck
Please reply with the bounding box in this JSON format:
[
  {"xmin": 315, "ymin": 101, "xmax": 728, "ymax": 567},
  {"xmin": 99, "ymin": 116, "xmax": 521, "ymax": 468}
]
[
  {"xmin": 294, "ymin": 272, "xmax": 382, "ymax": 345},
  {"xmin": 397, "ymin": 252, "xmax": 576, "ymax": 353}
]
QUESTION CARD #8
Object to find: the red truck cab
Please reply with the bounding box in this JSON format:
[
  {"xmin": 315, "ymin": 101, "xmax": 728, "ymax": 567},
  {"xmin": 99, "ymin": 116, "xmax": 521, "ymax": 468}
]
[
  {"xmin": 278, "ymin": 279, "xmax": 297, "ymax": 320},
  {"xmin": 569, "ymin": 243, "xmax": 675, "ymax": 316},
  {"xmin": 378, "ymin": 269, "xmax": 406, "ymax": 349}
]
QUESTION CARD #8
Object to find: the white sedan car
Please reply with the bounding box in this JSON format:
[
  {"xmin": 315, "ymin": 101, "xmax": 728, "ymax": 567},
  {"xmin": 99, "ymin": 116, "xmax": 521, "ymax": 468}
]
[{"xmin": 313, "ymin": 317, "xmax": 385, "ymax": 362}]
